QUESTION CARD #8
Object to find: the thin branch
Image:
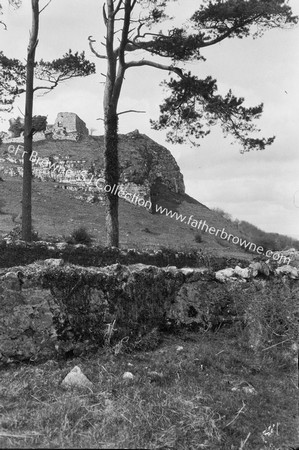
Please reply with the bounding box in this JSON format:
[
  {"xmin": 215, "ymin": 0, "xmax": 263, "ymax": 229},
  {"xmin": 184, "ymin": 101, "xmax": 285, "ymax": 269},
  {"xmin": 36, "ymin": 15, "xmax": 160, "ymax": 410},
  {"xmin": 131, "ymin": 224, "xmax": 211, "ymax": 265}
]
[
  {"xmin": 125, "ymin": 59, "xmax": 184, "ymax": 78},
  {"xmin": 33, "ymin": 84, "xmax": 58, "ymax": 93},
  {"xmin": 88, "ymin": 36, "xmax": 108, "ymax": 59},
  {"xmin": 102, "ymin": 3, "xmax": 108, "ymax": 25},
  {"xmin": 132, "ymin": 21, "xmax": 144, "ymax": 42},
  {"xmin": 39, "ymin": 0, "xmax": 52, "ymax": 15},
  {"xmin": 17, "ymin": 106, "xmax": 25, "ymax": 117},
  {"xmin": 130, "ymin": 0, "xmax": 137, "ymax": 11},
  {"xmin": 0, "ymin": 20, "xmax": 7, "ymax": 30},
  {"xmin": 112, "ymin": 0, "xmax": 123, "ymax": 17},
  {"xmin": 224, "ymin": 402, "xmax": 246, "ymax": 428},
  {"xmin": 200, "ymin": 17, "xmax": 260, "ymax": 48},
  {"xmin": 117, "ymin": 109, "xmax": 146, "ymax": 116}
]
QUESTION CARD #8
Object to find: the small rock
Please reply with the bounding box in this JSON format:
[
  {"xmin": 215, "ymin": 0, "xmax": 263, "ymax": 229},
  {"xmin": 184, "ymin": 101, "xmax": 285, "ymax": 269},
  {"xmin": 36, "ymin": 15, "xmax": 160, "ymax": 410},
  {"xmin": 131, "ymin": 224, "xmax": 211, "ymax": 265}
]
[
  {"xmin": 148, "ymin": 370, "xmax": 163, "ymax": 382},
  {"xmin": 234, "ymin": 266, "xmax": 251, "ymax": 279},
  {"xmin": 249, "ymin": 261, "xmax": 270, "ymax": 277},
  {"xmin": 231, "ymin": 381, "xmax": 257, "ymax": 395},
  {"xmin": 275, "ymin": 265, "xmax": 298, "ymax": 279},
  {"xmin": 123, "ymin": 371, "xmax": 134, "ymax": 380},
  {"xmin": 61, "ymin": 366, "xmax": 93, "ymax": 389},
  {"xmin": 215, "ymin": 268, "xmax": 235, "ymax": 282},
  {"xmin": 176, "ymin": 346, "xmax": 184, "ymax": 352},
  {"xmin": 56, "ymin": 242, "xmax": 68, "ymax": 250},
  {"xmin": 44, "ymin": 258, "xmax": 64, "ymax": 267}
]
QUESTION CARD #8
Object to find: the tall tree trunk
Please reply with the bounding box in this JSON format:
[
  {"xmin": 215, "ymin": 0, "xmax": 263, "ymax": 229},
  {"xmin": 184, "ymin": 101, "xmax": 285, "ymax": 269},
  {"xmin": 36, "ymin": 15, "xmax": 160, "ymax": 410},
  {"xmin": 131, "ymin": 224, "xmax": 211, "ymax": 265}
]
[
  {"xmin": 104, "ymin": 109, "xmax": 119, "ymax": 247},
  {"xmin": 22, "ymin": 0, "xmax": 39, "ymax": 242}
]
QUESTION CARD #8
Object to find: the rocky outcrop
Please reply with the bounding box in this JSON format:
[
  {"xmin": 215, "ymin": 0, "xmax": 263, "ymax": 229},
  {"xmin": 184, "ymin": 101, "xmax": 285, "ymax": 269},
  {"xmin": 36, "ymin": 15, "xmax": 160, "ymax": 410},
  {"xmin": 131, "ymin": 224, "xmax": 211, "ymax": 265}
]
[
  {"xmin": 0, "ymin": 259, "xmax": 297, "ymax": 365},
  {"xmin": 0, "ymin": 127, "xmax": 185, "ymax": 205}
]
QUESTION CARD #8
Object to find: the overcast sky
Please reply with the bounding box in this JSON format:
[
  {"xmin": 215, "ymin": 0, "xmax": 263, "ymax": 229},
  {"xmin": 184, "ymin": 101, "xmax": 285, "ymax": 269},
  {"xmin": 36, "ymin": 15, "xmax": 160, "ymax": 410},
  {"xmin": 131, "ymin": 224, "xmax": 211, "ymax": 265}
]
[{"xmin": 1, "ymin": 0, "xmax": 299, "ymax": 240}]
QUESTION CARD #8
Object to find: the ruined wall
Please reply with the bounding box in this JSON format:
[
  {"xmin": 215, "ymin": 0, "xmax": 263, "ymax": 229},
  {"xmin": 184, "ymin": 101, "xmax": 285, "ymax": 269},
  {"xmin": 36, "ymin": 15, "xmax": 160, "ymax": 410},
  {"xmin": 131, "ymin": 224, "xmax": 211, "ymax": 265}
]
[
  {"xmin": 0, "ymin": 258, "xmax": 297, "ymax": 365},
  {"xmin": 52, "ymin": 112, "xmax": 89, "ymax": 141},
  {"xmin": 1, "ymin": 112, "xmax": 89, "ymax": 144}
]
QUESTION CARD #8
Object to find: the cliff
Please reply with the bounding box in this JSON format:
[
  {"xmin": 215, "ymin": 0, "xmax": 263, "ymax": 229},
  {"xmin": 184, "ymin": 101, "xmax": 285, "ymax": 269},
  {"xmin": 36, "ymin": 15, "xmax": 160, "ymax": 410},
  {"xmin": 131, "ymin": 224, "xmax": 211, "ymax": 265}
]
[{"xmin": 0, "ymin": 129, "xmax": 185, "ymax": 206}]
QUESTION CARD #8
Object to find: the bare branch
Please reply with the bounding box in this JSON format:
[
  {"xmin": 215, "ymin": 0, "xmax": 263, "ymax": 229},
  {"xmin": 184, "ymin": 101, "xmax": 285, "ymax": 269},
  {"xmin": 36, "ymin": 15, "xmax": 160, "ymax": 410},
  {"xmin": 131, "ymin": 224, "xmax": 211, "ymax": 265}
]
[
  {"xmin": 39, "ymin": 0, "xmax": 52, "ymax": 15},
  {"xmin": 126, "ymin": 59, "xmax": 184, "ymax": 78},
  {"xmin": 132, "ymin": 22, "xmax": 144, "ymax": 42},
  {"xmin": 33, "ymin": 83, "xmax": 58, "ymax": 93},
  {"xmin": 17, "ymin": 106, "xmax": 25, "ymax": 117},
  {"xmin": 117, "ymin": 109, "xmax": 146, "ymax": 116},
  {"xmin": 103, "ymin": 3, "xmax": 108, "ymax": 25},
  {"xmin": 0, "ymin": 20, "xmax": 7, "ymax": 30},
  {"xmin": 88, "ymin": 36, "xmax": 108, "ymax": 59},
  {"xmin": 130, "ymin": 0, "xmax": 137, "ymax": 11},
  {"xmin": 112, "ymin": 0, "xmax": 123, "ymax": 17}
]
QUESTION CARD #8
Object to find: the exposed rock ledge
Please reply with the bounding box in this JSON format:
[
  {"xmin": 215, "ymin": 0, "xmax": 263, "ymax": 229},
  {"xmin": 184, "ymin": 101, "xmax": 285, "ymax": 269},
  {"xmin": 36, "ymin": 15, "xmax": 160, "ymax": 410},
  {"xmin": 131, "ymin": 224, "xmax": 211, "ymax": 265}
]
[{"xmin": 0, "ymin": 260, "xmax": 298, "ymax": 365}]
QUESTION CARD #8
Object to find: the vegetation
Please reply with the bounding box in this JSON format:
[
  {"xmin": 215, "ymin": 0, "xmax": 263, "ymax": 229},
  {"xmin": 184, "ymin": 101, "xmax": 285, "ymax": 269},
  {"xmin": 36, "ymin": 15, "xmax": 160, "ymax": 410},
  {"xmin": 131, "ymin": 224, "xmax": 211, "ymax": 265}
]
[
  {"xmin": 8, "ymin": 115, "xmax": 47, "ymax": 137},
  {"xmin": 67, "ymin": 226, "xmax": 93, "ymax": 246},
  {"xmin": 213, "ymin": 207, "xmax": 299, "ymax": 252},
  {"xmin": 88, "ymin": 0, "xmax": 298, "ymax": 247},
  {"xmin": 194, "ymin": 231, "xmax": 203, "ymax": 244},
  {"xmin": 0, "ymin": 327, "xmax": 296, "ymax": 449},
  {"xmin": 0, "ymin": 1, "xmax": 95, "ymax": 242}
]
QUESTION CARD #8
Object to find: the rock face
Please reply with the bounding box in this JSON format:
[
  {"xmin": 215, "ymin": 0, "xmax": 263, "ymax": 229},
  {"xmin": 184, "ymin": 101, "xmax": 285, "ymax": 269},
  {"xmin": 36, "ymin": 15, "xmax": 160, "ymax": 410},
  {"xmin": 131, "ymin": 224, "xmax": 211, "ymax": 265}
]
[
  {"xmin": 0, "ymin": 125, "xmax": 185, "ymax": 204},
  {"xmin": 0, "ymin": 260, "xmax": 297, "ymax": 365}
]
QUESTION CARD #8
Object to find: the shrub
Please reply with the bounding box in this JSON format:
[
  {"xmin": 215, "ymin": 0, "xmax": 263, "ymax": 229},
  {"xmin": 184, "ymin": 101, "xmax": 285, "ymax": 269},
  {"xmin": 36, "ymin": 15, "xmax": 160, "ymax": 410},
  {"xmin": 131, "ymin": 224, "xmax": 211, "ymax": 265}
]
[
  {"xmin": 6, "ymin": 225, "xmax": 39, "ymax": 241},
  {"xmin": 68, "ymin": 226, "xmax": 93, "ymax": 246},
  {"xmin": 194, "ymin": 232, "xmax": 203, "ymax": 243}
]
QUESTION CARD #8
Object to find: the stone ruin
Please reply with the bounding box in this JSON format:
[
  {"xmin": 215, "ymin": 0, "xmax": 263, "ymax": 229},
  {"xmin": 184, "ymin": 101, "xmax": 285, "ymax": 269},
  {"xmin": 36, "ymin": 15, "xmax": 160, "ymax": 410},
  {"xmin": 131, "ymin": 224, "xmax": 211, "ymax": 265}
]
[
  {"xmin": 50, "ymin": 112, "xmax": 89, "ymax": 141},
  {"xmin": 1, "ymin": 112, "xmax": 89, "ymax": 143}
]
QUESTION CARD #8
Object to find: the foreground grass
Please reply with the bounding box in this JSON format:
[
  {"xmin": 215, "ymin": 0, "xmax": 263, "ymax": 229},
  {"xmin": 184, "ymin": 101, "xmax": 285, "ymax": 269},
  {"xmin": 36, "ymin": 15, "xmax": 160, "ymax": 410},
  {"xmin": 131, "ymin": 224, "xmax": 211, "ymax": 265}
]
[{"xmin": 0, "ymin": 330, "xmax": 297, "ymax": 449}]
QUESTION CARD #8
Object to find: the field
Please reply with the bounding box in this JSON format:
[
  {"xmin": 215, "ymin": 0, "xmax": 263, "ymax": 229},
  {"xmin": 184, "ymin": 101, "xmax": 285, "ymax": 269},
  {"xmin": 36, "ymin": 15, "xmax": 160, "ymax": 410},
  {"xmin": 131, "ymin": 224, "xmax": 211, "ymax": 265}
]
[{"xmin": 0, "ymin": 328, "xmax": 297, "ymax": 449}]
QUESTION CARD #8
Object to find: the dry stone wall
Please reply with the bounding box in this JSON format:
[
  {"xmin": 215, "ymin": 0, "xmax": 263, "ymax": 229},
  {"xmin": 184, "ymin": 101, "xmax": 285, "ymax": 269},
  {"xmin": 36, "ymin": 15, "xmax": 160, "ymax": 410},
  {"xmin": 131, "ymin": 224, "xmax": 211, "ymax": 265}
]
[{"xmin": 0, "ymin": 259, "xmax": 297, "ymax": 366}]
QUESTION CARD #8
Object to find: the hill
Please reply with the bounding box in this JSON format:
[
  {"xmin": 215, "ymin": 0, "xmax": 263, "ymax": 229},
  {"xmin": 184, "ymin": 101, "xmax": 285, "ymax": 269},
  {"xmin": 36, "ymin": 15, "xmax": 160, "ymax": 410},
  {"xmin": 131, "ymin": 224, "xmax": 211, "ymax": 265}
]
[{"xmin": 0, "ymin": 132, "xmax": 296, "ymax": 259}]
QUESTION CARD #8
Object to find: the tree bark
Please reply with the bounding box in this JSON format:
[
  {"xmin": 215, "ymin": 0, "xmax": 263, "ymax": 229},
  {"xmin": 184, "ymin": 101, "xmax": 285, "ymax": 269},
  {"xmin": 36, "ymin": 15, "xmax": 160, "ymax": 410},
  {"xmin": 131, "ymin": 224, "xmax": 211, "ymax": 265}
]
[
  {"xmin": 104, "ymin": 109, "xmax": 119, "ymax": 247},
  {"xmin": 102, "ymin": 0, "xmax": 128, "ymax": 247},
  {"xmin": 22, "ymin": 0, "xmax": 39, "ymax": 241}
]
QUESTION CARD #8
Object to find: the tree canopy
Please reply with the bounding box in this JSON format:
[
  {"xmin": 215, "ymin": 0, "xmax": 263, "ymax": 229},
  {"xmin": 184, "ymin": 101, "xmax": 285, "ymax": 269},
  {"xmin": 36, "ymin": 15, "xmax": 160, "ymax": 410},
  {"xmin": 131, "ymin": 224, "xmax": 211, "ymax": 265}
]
[
  {"xmin": 88, "ymin": 0, "xmax": 297, "ymax": 246},
  {"xmin": 0, "ymin": 50, "xmax": 95, "ymax": 113},
  {"xmin": 104, "ymin": 0, "xmax": 297, "ymax": 151}
]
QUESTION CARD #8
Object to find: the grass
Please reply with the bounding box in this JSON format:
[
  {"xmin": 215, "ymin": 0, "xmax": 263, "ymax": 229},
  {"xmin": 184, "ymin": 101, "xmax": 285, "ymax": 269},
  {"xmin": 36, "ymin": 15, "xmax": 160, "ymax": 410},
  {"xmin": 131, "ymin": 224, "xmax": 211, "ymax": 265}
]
[{"xmin": 0, "ymin": 329, "xmax": 297, "ymax": 449}]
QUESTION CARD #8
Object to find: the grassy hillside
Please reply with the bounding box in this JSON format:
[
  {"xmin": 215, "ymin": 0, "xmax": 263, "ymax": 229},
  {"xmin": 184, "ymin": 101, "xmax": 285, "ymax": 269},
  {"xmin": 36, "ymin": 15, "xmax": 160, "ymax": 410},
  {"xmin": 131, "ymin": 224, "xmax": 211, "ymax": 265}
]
[
  {"xmin": 1, "ymin": 135, "xmax": 296, "ymax": 259},
  {"xmin": 0, "ymin": 176, "xmax": 249, "ymax": 257}
]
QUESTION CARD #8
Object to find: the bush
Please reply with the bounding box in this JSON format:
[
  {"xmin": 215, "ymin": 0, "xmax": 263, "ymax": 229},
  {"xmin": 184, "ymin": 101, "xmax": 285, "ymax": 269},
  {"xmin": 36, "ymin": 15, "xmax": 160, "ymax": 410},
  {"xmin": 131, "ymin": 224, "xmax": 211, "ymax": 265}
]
[
  {"xmin": 194, "ymin": 232, "xmax": 203, "ymax": 243},
  {"xmin": 67, "ymin": 226, "xmax": 93, "ymax": 246},
  {"xmin": 6, "ymin": 225, "xmax": 39, "ymax": 241}
]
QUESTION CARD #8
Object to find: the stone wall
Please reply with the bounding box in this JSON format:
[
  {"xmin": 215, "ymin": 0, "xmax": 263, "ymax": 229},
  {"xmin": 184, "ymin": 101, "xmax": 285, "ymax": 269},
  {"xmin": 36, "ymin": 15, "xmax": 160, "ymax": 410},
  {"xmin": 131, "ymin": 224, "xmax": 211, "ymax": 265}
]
[{"xmin": 0, "ymin": 259, "xmax": 297, "ymax": 365}]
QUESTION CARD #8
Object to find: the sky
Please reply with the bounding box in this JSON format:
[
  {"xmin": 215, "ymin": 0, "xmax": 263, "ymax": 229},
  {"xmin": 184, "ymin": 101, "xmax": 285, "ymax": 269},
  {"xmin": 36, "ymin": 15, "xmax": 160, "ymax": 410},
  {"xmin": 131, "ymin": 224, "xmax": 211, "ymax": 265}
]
[{"xmin": 1, "ymin": 0, "xmax": 299, "ymax": 240}]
